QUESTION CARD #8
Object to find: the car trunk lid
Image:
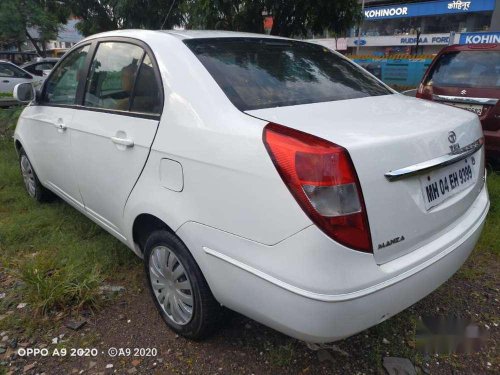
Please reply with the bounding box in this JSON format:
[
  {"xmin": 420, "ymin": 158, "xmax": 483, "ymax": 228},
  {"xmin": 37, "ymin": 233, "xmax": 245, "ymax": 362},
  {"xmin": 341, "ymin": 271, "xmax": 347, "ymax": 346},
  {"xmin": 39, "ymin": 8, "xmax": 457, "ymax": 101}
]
[
  {"xmin": 427, "ymin": 86, "xmax": 500, "ymax": 132},
  {"xmin": 247, "ymin": 94, "xmax": 485, "ymax": 264}
]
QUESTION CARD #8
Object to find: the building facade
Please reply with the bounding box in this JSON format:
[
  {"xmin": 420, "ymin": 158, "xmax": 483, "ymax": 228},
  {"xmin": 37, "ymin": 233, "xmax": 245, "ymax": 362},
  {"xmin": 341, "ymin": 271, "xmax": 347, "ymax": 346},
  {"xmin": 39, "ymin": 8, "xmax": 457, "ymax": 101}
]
[
  {"xmin": 24, "ymin": 18, "xmax": 84, "ymax": 57},
  {"xmin": 349, "ymin": 0, "xmax": 499, "ymax": 55}
]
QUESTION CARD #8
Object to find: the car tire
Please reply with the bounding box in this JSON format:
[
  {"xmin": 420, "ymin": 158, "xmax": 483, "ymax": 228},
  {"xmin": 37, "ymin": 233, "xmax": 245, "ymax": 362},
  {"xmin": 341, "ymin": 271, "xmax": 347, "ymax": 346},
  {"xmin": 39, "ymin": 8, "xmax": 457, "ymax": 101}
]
[
  {"xmin": 19, "ymin": 148, "xmax": 53, "ymax": 202},
  {"xmin": 144, "ymin": 230, "xmax": 221, "ymax": 340}
]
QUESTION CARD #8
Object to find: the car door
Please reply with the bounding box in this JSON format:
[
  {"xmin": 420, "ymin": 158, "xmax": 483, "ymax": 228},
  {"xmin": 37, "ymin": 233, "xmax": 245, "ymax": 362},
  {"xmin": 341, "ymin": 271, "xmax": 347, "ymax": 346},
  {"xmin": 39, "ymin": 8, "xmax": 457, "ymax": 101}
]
[
  {"xmin": 70, "ymin": 39, "xmax": 163, "ymax": 238},
  {"xmin": 0, "ymin": 62, "xmax": 33, "ymax": 94},
  {"xmin": 18, "ymin": 45, "xmax": 91, "ymax": 208}
]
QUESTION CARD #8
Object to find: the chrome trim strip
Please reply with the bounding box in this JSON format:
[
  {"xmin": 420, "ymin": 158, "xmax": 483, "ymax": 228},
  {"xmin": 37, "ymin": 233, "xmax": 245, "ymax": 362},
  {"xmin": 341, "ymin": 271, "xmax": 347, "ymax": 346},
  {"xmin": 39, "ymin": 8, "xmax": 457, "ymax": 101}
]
[
  {"xmin": 202, "ymin": 199, "xmax": 489, "ymax": 302},
  {"xmin": 385, "ymin": 139, "xmax": 483, "ymax": 181},
  {"xmin": 432, "ymin": 94, "xmax": 498, "ymax": 106}
]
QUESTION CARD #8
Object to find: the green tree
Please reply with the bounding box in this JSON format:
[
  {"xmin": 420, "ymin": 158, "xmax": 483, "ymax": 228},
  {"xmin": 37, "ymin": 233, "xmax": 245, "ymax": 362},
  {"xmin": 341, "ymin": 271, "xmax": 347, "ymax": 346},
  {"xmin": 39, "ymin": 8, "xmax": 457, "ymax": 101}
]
[
  {"xmin": 67, "ymin": 0, "xmax": 185, "ymax": 36},
  {"xmin": 183, "ymin": 0, "xmax": 263, "ymax": 32},
  {"xmin": 308, "ymin": 0, "xmax": 362, "ymax": 39},
  {"xmin": 61, "ymin": 0, "xmax": 361, "ymax": 40},
  {"xmin": 64, "ymin": 0, "xmax": 121, "ymax": 36},
  {"xmin": 263, "ymin": 0, "xmax": 311, "ymax": 37},
  {"xmin": 183, "ymin": 0, "xmax": 361, "ymax": 38},
  {"xmin": 0, "ymin": 0, "xmax": 69, "ymax": 56}
]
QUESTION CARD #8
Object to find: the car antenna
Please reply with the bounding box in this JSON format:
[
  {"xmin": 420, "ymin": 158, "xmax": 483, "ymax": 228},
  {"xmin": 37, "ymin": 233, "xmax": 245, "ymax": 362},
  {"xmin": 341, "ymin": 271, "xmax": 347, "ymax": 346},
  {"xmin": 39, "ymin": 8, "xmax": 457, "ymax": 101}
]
[{"xmin": 161, "ymin": 0, "xmax": 177, "ymax": 30}]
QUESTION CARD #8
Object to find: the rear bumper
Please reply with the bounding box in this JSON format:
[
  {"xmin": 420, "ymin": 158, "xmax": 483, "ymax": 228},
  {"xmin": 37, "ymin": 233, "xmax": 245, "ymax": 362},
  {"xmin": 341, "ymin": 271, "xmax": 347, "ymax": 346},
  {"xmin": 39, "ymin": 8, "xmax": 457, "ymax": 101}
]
[
  {"xmin": 177, "ymin": 185, "xmax": 489, "ymax": 343},
  {"xmin": 484, "ymin": 129, "xmax": 500, "ymax": 160}
]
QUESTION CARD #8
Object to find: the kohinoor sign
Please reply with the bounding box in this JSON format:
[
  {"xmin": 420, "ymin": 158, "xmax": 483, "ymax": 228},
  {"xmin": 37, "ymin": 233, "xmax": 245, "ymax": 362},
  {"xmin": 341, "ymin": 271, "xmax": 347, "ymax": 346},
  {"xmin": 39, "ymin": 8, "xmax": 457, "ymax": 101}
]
[{"xmin": 364, "ymin": 0, "xmax": 495, "ymax": 20}]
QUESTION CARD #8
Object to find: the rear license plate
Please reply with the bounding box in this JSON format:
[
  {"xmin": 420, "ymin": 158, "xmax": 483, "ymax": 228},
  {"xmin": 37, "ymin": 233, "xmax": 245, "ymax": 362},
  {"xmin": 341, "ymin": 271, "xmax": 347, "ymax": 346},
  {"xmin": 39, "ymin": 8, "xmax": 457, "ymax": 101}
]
[
  {"xmin": 420, "ymin": 158, "xmax": 476, "ymax": 210},
  {"xmin": 444, "ymin": 102, "xmax": 483, "ymax": 116}
]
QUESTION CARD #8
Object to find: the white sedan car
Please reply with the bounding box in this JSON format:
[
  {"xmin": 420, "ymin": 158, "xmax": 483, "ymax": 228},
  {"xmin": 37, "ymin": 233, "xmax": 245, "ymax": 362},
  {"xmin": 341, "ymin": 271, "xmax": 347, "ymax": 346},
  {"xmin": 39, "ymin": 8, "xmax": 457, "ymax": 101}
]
[
  {"xmin": 0, "ymin": 60, "xmax": 43, "ymax": 94},
  {"xmin": 13, "ymin": 30, "xmax": 489, "ymax": 343}
]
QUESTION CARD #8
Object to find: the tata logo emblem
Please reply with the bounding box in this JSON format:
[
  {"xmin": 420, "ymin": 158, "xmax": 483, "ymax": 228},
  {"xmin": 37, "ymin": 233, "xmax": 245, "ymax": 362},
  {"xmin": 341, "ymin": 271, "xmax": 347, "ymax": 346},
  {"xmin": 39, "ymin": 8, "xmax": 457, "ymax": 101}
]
[
  {"xmin": 460, "ymin": 89, "xmax": 467, "ymax": 95},
  {"xmin": 448, "ymin": 131, "xmax": 457, "ymax": 143},
  {"xmin": 448, "ymin": 131, "xmax": 460, "ymax": 152}
]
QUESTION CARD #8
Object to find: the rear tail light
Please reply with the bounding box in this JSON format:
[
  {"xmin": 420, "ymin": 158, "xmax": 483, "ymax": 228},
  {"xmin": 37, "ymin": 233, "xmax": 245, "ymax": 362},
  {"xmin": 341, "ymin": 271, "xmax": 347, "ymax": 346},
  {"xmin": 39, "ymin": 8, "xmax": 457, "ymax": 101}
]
[
  {"xmin": 417, "ymin": 83, "xmax": 424, "ymax": 96},
  {"xmin": 467, "ymin": 43, "xmax": 497, "ymax": 49},
  {"xmin": 263, "ymin": 123, "xmax": 372, "ymax": 252},
  {"xmin": 416, "ymin": 82, "xmax": 433, "ymax": 100}
]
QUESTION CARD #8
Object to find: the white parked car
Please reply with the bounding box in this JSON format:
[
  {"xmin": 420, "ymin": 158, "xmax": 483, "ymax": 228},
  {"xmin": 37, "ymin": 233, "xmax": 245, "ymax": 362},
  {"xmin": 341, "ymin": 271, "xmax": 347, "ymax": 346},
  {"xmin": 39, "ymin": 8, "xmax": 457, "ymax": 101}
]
[
  {"xmin": 21, "ymin": 57, "xmax": 60, "ymax": 77},
  {"xmin": 0, "ymin": 60, "xmax": 43, "ymax": 94},
  {"xmin": 13, "ymin": 30, "xmax": 489, "ymax": 343}
]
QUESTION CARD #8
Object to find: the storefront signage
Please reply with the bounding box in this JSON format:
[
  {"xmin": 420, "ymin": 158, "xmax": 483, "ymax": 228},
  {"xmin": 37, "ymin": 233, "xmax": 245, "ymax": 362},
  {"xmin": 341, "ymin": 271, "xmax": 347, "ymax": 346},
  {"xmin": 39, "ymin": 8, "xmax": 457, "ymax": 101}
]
[
  {"xmin": 447, "ymin": 1, "xmax": 471, "ymax": 11},
  {"xmin": 459, "ymin": 31, "xmax": 500, "ymax": 44},
  {"xmin": 364, "ymin": 0, "xmax": 495, "ymax": 20},
  {"xmin": 400, "ymin": 35, "xmax": 450, "ymax": 44},
  {"xmin": 347, "ymin": 34, "xmax": 451, "ymax": 47}
]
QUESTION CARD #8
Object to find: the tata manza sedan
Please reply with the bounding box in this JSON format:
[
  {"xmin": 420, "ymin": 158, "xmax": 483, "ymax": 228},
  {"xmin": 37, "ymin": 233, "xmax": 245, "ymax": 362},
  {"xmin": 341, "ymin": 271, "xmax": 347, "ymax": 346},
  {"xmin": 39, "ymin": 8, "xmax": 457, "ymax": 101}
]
[{"xmin": 13, "ymin": 30, "xmax": 489, "ymax": 342}]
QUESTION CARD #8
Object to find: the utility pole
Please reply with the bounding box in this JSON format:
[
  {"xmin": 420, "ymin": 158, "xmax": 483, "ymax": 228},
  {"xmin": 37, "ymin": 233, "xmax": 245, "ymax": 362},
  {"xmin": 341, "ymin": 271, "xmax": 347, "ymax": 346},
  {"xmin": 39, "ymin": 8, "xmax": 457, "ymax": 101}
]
[
  {"xmin": 356, "ymin": 0, "xmax": 366, "ymax": 55},
  {"xmin": 415, "ymin": 27, "xmax": 421, "ymax": 56}
]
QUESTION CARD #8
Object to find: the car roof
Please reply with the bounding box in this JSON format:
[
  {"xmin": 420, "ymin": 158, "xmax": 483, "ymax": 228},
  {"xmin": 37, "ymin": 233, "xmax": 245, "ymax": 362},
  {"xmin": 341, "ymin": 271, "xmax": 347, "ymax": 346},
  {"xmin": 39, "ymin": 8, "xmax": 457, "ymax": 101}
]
[
  {"xmin": 439, "ymin": 43, "xmax": 500, "ymax": 52},
  {"xmin": 80, "ymin": 29, "xmax": 289, "ymax": 44},
  {"xmin": 160, "ymin": 30, "xmax": 288, "ymax": 40}
]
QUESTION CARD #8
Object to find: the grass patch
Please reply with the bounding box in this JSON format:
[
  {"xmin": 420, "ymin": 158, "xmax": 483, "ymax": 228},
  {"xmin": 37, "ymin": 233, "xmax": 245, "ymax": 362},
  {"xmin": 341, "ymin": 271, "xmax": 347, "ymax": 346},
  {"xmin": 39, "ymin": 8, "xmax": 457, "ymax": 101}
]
[
  {"xmin": 0, "ymin": 108, "xmax": 139, "ymax": 323},
  {"xmin": 268, "ymin": 343, "xmax": 295, "ymax": 367},
  {"xmin": 0, "ymin": 107, "xmax": 22, "ymax": 136},
  {"xmin": 476, "ymin": 169, "xmax": 500, "ymax": 256},
  {"xmin": 365, "ymin": 311, "xmax": 419, "ymax": 368},
  {"xmin": 18, "ymin": 255, "xmax": 103, "ymax": 314}
]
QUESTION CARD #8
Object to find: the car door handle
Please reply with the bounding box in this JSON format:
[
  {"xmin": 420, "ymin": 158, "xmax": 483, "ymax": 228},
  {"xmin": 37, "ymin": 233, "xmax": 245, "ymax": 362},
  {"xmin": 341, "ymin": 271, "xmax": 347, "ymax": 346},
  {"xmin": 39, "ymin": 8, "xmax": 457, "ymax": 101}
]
[
  {"xmin": 111, "ymin": 136, "xmax": 134, "ymax": 147},
  {"xmin": 2, "ymin": 80, "xmax": 9, "ymax": 83}
]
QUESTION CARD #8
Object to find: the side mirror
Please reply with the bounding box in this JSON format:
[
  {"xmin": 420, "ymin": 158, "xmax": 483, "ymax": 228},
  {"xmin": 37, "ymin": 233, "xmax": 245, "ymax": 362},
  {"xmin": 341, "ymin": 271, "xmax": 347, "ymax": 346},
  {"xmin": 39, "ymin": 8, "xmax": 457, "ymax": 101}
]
[{"xmin": 13, "ymin": 83, "xmax": 35, "ymax": 103}]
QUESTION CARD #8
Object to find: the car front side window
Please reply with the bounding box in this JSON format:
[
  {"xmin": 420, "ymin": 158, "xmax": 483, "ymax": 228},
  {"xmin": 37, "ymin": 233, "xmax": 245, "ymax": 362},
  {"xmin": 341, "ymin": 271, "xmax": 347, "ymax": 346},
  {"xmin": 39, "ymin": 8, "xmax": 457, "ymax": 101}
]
[{"xmin": 43, "ymin": 45, "xmax": 90, "ymax": 105}]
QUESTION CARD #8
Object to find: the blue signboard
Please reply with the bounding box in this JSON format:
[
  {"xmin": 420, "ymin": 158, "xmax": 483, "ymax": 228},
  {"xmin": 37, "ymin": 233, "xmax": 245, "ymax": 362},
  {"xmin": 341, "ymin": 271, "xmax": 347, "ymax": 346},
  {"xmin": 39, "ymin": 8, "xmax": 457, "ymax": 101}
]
[
  {"xmin": 364, "ymin": 0, "xmax": 495, "ymax": 20},
  {"xmin": 353, "ymin": 39, "xmax": 367, "ymax": 46},
  {"xmin": 459, "ymin": 31, "xmax": 500, "ymax": 44}
]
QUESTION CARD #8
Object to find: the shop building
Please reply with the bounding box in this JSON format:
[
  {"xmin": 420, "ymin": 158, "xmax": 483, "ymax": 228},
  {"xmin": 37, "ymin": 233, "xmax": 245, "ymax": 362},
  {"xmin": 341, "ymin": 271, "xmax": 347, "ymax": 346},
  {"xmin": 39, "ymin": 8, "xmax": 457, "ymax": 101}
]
[{"xmin": 349, "ymin": 0, "xmax": 499, "ymax": 55}]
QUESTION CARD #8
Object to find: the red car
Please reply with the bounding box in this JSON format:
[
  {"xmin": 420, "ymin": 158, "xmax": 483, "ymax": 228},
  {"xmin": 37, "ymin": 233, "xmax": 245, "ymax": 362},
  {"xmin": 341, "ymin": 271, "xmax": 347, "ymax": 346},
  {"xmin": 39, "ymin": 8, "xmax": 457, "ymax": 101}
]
[{"xmin": 417, "ymin": 43, "xmax": 500, "ymax": 161}]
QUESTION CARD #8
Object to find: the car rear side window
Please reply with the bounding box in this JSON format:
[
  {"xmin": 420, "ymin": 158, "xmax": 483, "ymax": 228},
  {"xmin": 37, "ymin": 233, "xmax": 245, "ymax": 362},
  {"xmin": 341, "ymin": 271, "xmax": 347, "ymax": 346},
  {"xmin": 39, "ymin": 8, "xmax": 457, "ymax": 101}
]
[
  {"xmin": 44, "ymin": 45, "xmax": 89, "ymax": 105},
  {"xmin": 84, "ymin": 42, "xmax": 144, "ymax": 111},
  {"xmin": 130, "ymin": 55, "xmax": 162, "ymax": 114},
  {"xmin": 184, "ymin": 38, "xmax": 391, "ymax": 111},
  {"xmin": 427, "ymin": 51, "xmax": 500, "ymax": 88}
]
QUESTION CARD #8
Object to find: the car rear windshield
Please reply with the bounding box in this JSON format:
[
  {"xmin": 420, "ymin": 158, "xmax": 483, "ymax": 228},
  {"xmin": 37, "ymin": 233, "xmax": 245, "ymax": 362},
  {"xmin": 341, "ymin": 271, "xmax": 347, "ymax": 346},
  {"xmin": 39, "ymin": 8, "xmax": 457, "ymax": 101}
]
[
  {"xmin": 426, "ymin": 50, "xmax": 500, "ymax": 89},
  {"xmin": 184, "ymin": 38, "xmax": 391, "ymax": 111}
]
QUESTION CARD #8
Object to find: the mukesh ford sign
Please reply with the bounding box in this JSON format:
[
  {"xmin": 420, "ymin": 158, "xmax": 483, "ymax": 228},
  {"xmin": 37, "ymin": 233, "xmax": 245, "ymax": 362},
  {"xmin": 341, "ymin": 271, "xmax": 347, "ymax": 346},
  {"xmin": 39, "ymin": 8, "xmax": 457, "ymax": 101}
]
[
  {"xmin": 364, "ymin": 0, "xmax": 495, "ymax": 20},
  {"xmin": 459, "ymin": 32, "xmax": 500, "ymax": 44}
]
